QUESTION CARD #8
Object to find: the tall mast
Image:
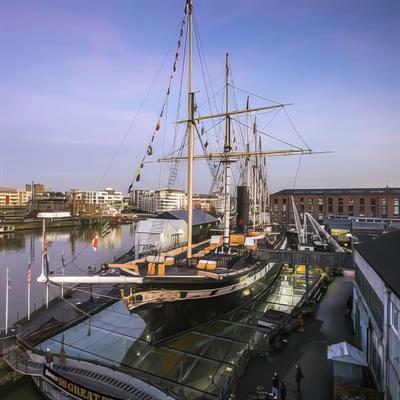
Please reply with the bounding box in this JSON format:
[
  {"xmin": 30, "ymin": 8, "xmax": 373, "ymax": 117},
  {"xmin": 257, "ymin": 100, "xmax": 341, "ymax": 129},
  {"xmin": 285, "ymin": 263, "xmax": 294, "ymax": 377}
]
[
  {"xmin": 252, "ymin": 118, "xmax": 257, "ymax": 230},
  {"xmin": 186, "ymin": 0, "xmax": 194, "ymax": 260},
  {"xmin": 223, "ymin": 53, "xmax": 232, "ymax": 249}
]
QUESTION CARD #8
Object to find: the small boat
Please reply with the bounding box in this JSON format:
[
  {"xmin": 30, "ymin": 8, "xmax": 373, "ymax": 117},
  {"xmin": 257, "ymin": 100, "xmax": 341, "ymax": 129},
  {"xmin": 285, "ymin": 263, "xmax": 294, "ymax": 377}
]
[{"xmin": 0, "ymin": 224, "xmax": 15, "ymax": 234}]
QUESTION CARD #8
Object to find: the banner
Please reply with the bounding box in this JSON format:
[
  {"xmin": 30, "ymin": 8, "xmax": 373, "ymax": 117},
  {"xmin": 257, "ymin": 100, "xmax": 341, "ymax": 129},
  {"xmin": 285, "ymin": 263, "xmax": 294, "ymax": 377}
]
[{"xmin": 43, "ymin": 365, "xmax": 115, "ymax": 400}]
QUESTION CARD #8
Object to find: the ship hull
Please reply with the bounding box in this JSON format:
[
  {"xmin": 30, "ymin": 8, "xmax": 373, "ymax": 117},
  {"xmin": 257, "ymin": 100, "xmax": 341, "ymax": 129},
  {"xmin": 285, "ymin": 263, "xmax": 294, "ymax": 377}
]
[{"xmin": 131, "ymin": 262, "xmax": 282, "ymax": 343}]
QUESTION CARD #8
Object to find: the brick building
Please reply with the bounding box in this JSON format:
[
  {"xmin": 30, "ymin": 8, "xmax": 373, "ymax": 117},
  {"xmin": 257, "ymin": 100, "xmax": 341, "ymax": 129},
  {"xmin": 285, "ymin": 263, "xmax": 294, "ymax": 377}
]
[{"xmin": 270, "ymin": 188, "xmax": 400, "ymax": 226}]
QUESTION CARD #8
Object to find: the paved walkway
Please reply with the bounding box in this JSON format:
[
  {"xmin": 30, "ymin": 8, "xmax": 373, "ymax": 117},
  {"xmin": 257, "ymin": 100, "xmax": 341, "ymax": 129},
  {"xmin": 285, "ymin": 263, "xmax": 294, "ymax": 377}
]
[{"xmin": 236, "ymin": 275, "xmax": 355, "ymax": 400}]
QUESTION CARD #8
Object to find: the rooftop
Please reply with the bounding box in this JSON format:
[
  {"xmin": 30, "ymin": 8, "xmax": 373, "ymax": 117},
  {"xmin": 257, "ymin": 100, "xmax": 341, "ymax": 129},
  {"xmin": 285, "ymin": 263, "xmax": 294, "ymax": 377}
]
[
  {"xmin": 355, "ymin": 230, "xmax": 400, "ymax": 298},
  {"xmin": 157, "ymin": 209, "xmax": 218, "ymax": 225},
  {"xmin": 0, "ymin": 187, "xmax": 18, "ymax": 193},
  {"xmin": 272, "ymin": 187, "xmax": 400, "ymax": 196}
]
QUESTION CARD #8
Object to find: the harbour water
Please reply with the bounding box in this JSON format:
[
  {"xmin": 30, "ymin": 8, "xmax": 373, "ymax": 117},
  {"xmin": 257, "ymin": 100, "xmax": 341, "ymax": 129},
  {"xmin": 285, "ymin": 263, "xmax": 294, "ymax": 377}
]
[{"xmin": 0, "ymin": 224, "xmax": 136, "ymax": 330}]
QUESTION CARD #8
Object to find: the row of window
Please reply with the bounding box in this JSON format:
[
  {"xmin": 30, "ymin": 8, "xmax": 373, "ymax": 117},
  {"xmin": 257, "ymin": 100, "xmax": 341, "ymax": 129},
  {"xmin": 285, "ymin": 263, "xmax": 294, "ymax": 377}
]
[{"xmin": 273, "ymin": 197, "xmax": 400, "ymax": 216}]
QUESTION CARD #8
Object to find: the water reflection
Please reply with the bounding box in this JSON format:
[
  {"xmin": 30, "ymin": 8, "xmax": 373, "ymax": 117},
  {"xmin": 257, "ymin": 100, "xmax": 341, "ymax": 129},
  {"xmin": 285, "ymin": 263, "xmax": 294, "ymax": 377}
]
[{"xmin": 0, "ymin": 224, "xmax": 135, "ymax": 328}]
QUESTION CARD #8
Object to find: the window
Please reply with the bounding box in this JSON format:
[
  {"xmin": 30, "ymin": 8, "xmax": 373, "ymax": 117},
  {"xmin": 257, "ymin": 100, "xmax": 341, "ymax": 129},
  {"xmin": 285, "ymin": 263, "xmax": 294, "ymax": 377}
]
[
  {"xmin": 273, "ymin": 198, "xmax": 278, "ymax": 213},
  {"xmin": 359, "ymin": 198, "xmax": 365, "ymax": 216},
  {"xmin": 371, "ymin": 198, "xmax": 377, "ymax": 217},
  {"xmin": 282, "ymin": 198, "xmax": 287, "ymax": 212},
  {"xmin": 328, "ymin": 197, "xmax": 333, "ymax": 213},
  {"xmin": 338, "ymin": 198, "xmax": 344, "ymax": 214},
  {"xmin": 348, "ymin": 205, "xmax": 354, "ymax": 216},
  {"xmin": 394, "ymin": 199, "xmax": 399, "ymax": 215},
  {"xmin": 308, "ymin": 198, "xmax": 314, "ymax": 213},
  {"xmin": 381, "ymin": 198, "xmax": 387, "ymax": 218},
  {"xmin": 391, "ymin": 302, "xmax": 399, "ymax": 334}
]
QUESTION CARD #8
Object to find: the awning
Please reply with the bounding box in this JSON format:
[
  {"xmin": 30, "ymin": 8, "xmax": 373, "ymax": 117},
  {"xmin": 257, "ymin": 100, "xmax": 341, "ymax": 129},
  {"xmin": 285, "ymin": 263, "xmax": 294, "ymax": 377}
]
[{"xmin": 327, "ymin": 341, "xmax": 367, "ymax": 366}]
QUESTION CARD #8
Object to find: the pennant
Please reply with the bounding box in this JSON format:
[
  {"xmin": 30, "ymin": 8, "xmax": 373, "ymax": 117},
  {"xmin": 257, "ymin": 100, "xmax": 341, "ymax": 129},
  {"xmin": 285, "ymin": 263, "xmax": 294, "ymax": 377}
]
[
  {"xmin": 155, "ymin": 120, "xmax": 160, "ymax": 131},
  {"xmin": 204, "ymin": 141, "xmax": 208, "ymax": 148},
  {"xmin": 147, "ymin": 145, "xmax": 153, "ymax": 156},
  {"xmin": 136, "ymin": 172, "xmax": 141, "ymax": 182},
  {"xmin": 91, "ymin": 235, "xmax": 98, "ymax": 252},
  {"xmin": 27, "ymin": 264, "xmax": 32, "ymax": 283},
  {"xmin": 128, "ymin": 183, "xmax": 133, "ymax": 193}
]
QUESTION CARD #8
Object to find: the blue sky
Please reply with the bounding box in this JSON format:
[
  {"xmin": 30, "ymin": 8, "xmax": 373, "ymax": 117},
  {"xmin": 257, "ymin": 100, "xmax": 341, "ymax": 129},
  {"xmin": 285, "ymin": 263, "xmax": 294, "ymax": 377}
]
[{"xmin": 0, "ymin": 0, "xmax": 399, "ymax": 194}]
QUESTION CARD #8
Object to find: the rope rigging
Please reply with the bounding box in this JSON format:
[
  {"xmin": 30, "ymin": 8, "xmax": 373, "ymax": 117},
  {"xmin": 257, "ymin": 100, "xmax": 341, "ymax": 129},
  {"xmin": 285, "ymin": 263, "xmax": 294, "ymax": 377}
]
[{"xmin": 128, "ymin": 1, "xmax": 189, "ymax": 190}]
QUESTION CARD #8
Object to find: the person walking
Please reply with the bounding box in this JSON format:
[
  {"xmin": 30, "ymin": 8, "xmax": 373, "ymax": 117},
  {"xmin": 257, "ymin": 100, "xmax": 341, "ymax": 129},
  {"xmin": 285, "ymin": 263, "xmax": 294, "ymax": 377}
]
[
  {"xmin": 271, "ymin": 372, "xmax": 279, "ymax": 399},
  {"xmin": 45, "ymin": 348, "xmax": 54, "ymax": 369},
  {"xmin": 279, "ymin": 380, "xmax": 287, "ymax": 400},
  {"xmin": 295, "ymin": 363, "xmax": 304, "ymax": 392}
]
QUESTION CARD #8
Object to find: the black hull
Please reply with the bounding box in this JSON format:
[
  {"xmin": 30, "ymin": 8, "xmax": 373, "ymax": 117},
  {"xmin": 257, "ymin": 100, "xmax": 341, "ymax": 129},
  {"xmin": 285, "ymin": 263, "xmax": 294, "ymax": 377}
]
[{"xmin": 133, "ymin": 262, "xmax": 282, "ymax": 343}]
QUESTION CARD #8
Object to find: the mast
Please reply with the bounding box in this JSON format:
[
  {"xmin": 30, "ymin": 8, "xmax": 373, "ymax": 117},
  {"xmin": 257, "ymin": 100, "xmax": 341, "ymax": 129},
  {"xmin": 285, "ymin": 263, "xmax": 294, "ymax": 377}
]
[
  {"xmin": 223, "ymin": 53, "xmax": 231, "ymax": 249},
  {"xmin": 186, "ymin": 0, "xmax": 194, "ymax": 260},
  {"xmin": 252, "ymin": 118, "xmax": 257, "ymax": 230}
]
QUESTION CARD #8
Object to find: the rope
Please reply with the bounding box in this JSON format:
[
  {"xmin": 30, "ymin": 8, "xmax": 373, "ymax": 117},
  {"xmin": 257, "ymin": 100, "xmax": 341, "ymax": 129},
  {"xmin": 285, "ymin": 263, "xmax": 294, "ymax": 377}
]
[
  {"xmin": 292, "ymin": 153, "xmax": 303, "ymax": 189},
  {"xmin": 71, "ymin": 287, "xmax": 121, "ymax": 301},
  {"xmin": 283, "ymin": 107, "xmax": 311, "ymax": 151},
  {"xmin": 231, "ymin": 117, "xmax": 304, "ymax": 151},
  {"xmin": 95, "ymin": 40, "xmax": 175, "ymax": 191},
  {"xmin": 228, "ymin": 84, "xmax": 283, "ymax": 105}
]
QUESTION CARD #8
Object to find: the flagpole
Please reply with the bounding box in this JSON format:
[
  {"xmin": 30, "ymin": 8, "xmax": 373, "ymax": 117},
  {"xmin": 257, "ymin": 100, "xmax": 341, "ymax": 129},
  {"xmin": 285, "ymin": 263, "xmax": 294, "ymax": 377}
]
[
  {"xmin": 61, "ymin": 251, "xmax": 65, "ymax": 299},
  {"xmin": 27, "ymin": 262, "xmax": 31, "ymax": 320},
  {"xmin": 5, "ymin": 267, "xmax": 9, "ymax": 335},
  {"xmin": 28, "ymin": 280, "xmax": 31, "ymax": 320}
]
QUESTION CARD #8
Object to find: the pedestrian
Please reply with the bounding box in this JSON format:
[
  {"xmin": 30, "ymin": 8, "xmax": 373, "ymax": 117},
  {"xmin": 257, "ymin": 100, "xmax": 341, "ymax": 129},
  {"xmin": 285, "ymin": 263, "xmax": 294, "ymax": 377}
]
[
  {"xmin": 271, "ymin": 372, "xmax": 279, "ymax": 399},
  {"xmin": 345, "ymin": 295, "xmax": 352, "ymax": 319},
  {"xmin": 279, "ymin": 380, "xmax": 287, "ymax": 400},
  {"xmin": 45, "ymin": 348, "xmax": 54, "ymax": 369},
  {"xmin": 295, "ymin": 363, "xmax": 304, "ymax": 392}
]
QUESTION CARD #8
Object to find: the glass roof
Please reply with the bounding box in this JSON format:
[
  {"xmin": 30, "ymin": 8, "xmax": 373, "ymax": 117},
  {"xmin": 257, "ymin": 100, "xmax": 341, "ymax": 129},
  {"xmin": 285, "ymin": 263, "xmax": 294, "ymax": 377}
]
[{"xmin": 38, "ymin": 266, "xmax": 319, "ymax": 399}]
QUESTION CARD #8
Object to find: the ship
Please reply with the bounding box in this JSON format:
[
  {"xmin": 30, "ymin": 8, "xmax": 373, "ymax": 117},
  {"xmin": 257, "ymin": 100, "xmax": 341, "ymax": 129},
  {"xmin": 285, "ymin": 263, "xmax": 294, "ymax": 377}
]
[{"xmin": 38, "ymin": 0, "xmax": 324, "ymax": 342}]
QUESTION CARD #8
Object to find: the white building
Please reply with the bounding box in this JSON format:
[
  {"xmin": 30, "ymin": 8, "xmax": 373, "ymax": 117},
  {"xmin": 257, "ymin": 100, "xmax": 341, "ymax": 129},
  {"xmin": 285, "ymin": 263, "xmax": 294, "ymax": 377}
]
[
  {"xmin": 71, "ymin": 188, "xmax": 124, "ymax": 213},
  {"xmin": 353, "ymin": 231, "xmax": 400, "ymax": 399},
  {"xmin": 131, "ymin": 189, "xmax": 187, "ymax": 214},
  {"xmin": 0, "ymin": 187, "xmax": 31, "ymax": 206}
]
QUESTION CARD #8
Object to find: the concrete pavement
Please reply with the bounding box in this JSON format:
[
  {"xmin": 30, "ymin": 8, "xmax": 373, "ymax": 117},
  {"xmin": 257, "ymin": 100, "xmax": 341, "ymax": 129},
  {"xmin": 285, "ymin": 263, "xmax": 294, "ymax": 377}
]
[{"xmin": 236, "ymin": 275, "xmax": 355, "ymax": 400}]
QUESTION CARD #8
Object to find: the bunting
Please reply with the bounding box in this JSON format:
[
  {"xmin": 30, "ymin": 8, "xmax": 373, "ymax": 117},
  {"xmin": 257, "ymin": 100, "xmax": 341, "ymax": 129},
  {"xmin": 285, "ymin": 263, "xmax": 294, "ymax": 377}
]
[{"xmin": 128, "ymin": 3, "xmax": 188, "ymax": 192}]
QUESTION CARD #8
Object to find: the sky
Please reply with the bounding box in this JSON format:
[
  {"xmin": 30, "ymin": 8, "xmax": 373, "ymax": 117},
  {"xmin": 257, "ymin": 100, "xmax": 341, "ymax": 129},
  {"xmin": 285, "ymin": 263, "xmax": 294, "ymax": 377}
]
[{"xmin": 0, "ymin": 0, "xmax": 399, "ymax": 194}]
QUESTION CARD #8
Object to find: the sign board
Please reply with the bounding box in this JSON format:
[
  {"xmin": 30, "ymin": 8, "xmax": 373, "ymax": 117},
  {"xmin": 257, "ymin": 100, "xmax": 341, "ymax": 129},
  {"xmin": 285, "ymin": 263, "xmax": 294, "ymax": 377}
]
[{"xmin": 43, "ymin": 365, "xmax": 115, "ymax": 400}]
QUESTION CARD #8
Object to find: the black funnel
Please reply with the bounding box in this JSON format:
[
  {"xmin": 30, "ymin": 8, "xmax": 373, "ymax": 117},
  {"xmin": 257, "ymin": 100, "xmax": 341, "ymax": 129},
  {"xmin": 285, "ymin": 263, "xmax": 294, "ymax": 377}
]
[{"xmin": 236, "ymin": 186, "xmax": 249, "ymax": 233}]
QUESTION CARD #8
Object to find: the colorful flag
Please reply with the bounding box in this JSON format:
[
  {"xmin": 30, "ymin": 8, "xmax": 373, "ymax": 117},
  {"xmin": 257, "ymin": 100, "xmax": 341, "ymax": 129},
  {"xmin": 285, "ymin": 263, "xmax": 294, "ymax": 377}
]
[
  {"xmin": 91, "ymin": 235, "xmax": 98, "ymax": 252},
  {"xmin": 27, "ymin": 264, "xmax": 32, "ymax": 283}
]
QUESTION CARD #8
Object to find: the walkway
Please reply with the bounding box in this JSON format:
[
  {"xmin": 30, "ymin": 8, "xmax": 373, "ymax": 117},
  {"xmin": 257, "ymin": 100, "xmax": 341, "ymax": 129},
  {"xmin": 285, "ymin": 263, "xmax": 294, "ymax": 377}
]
[{"xmin": 236, "ymin": 275, "xmax": 355, "ymax": 400}]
